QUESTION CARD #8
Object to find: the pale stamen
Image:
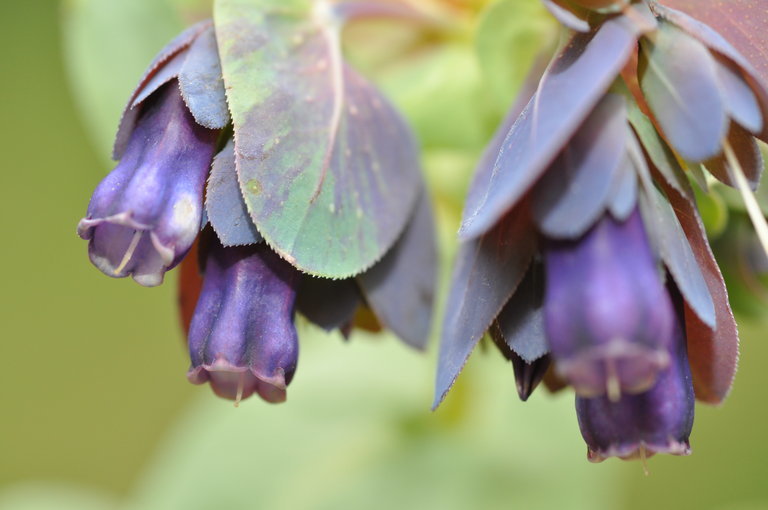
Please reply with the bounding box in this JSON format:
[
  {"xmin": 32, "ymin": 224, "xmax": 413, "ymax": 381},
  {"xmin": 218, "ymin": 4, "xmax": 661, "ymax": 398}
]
[
  {"xmin": 724, "ymin": 139, "xmax": 768, "ymax": 260},
  {"xmin": 234, "ymin": 372, "xmax": 245, "ymax": 408},
  {"xmin": 606, "ymin": 359, "xmax": 622, "ymax": 403},
  {"xmin": 114, "ymin": 230, "xmax": 143, "ymax": 275},
  {"xmin": 639, "ymin": 444, "xmax": 650, "ymax": 476}
]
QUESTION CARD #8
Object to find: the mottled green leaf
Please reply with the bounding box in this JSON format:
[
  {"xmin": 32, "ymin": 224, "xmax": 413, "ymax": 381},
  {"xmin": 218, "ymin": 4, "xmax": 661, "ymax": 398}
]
[{"xmin": 215, "ymin": 0, "xmax": 422, "ymax": 278}]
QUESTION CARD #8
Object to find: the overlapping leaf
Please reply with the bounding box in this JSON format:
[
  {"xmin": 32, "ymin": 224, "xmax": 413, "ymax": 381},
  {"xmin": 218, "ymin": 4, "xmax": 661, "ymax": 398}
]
[
  {"xmin": 434, "ymin": 206, "xmax": 536, "ymax": 409},
  {"xmin": 114, "ymin": 20, "xmax": 211, "ymax": 159},
  {"xmin": 206, "ymin": 140, "xmax": 264, "ymax": 247},
  {"xmin": 215, "ymin": 0, "xmax": 421, "ymax": 278},
  {"xmin": 460, "ymin": 10, "xmax": 654, "ymax": 239},
  {"xmin": 178, "ymin": 26, "xmax": 229, "ymax": 129},
  {"xmin": 662, "ymin": 180, "xmax": 739, "ymax": 405},
  {"xmin": 639, "ymin": 20, "xmax": 727, "ymax": 163},
  {"xmin": 532, "ymin": 94, "xmax": 629, "ymax": 239},
  {"xmin": 358, "ymin": 190, "xmax": 437, "ymax": 350},
  {"xmin": 655, "ymin": 0, "xmax": 768, "ymax": 85},
  {"xmin": 652, "ymin": 3, "xmax": 768, "ymax": 144},
  {"xmin": 706, "ymin": 125, "xmax": 764, "ymax": 191},
  {"xmin": 494, "ymin": 265, "xmax": 548, "ymax": 364}
]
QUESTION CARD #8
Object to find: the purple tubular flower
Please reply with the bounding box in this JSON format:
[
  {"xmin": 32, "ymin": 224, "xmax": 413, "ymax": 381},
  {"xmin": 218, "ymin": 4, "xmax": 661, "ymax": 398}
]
[
  {"xmin": 544, "ymin": 209, "xmax": 674, "ymax": 399},
  {"xmin": 576, "ymin": 303, "xmax": 695, "ymax": 462},
  {"xmin": 77, "ymin": 81, "xmax": 218, "ymax": 286},
  {"xmin": 187, "ymin": 239, "xmax": 301, "ymax": 404}
]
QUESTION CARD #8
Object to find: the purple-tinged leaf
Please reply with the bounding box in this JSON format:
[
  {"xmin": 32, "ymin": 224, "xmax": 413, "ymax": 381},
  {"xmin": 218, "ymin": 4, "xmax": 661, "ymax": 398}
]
[
  {"xmin": 511, "ymin": 354, "xmax": 551, "ymax": 402},
  {"xmin": 114, "ymin": 20, "xmax": 211, "ymax": 160},
  {"xmin": 661, "ymin": 176, "xmax": 739, "ymax": 405},
  {"xmin": 705, "ymin": 124, "xmax": 763, "ymax": 191},
  {"xmin": 215, "ymin": 0, "xmax": 421, "ymax": 278},
  {"xmin": 716, "ymin": 57, "xmax": 763, "ymax": 135},
  {"xmin": 131, "ymin": 51, "xmax": 186, "ymax": 109},
  {"xmin": 434, "ymin": 206, "xmax": 537, "ymax": 409},
  {"xmin": 533, "ymin": 94, "xmax": 628, "ymax": 239},
  {"xmin": 639, "ymin": 20, "xmax": 728, "ymax": 163},
  {"xmin": 493, "ymin": 264, "xmax": 547, "ymax": 364},
  {"xmin": 206, "ymin": 140, "xmax": 263, "ymax": 247},
  {"xmin": 651, "ymin": 3, "xmax": 768, "ymax": 144},
  {"xmin": 466, "ymin": 55, "xmax": 548, "ymax": 221},
  {"xmin": 653, "ymin": 0, "xmax": 768, "ymax": 85},
  {"xmin": 296, "ymin": 276, "xmax": 362, "ymax": 333},
  {"xmin": 460, "ymin": 12, "xmax": 651, "ymax": 239},
  {"xmin": 357, "ymin": 190, "xmax": 436, "ymax": 350},
  {"xmin": 638, "ymin": 185, "xmax": 716, "ymax": 329},
  {"xmin": 179, "ymin": 26, "xmax": 230, "ymax": 130},
  {"xmin": 541, "ymin": 0, "xmax": 590, "ymax": 32},
  {"xmin": 491, "ymin": 328, "xmax": 550, "ymax": 402},
  {"xmin": 607, "ymin": 156, "xmax": 638, "ymax": 221},
  {"xmin": 626, "ymin": 100, "xmax": 694, "ymax": 201}
]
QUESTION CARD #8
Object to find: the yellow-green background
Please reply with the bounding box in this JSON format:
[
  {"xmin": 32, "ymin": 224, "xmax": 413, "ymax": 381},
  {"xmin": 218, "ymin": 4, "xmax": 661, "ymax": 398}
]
[{"xmin": 1, "ymin": 1, "xmax": 767, "ymax": 509}]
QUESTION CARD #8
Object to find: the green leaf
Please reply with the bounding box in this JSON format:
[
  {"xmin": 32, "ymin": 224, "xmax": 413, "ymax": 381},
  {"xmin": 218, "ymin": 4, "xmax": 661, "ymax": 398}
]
[{"xmin": 215, "ymin": 0, "xmax": 422, "ymax": 278}]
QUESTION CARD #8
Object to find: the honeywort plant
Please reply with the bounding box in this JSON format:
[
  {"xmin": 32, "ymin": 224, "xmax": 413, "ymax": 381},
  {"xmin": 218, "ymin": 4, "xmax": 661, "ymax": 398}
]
[
  {"xmin": 78, "ymin": 2, "xmax": 437, "ymax": 404},
  {"xmin": 75, "ymin": 0, "xmax": 768, "ymax": 462},
  {"xmin": 436, "ymin": 0, "xmax": 768, "ymax": 462}
]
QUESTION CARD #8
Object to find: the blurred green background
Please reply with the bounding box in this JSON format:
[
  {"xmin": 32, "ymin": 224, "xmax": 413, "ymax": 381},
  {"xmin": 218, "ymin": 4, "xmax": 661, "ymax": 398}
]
[{"xmin": 2, "ymin": 1, "xmax": 768, "ymax": 509}]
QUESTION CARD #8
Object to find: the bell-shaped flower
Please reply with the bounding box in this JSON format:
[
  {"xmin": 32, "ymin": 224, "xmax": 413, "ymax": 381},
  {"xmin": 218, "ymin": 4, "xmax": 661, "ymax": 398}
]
[
  {"xmin": 187, "ymin": 236, "xmax": 301, "ymax": 404},
  {"xmin": 78, "ymin": 20, "xmax": 228, "ymax": 286},
  {"xmin": 576, "ymin": 299, "xmax": 695, "ymax": 462},
  {"xmin": 77, "ymin": 81, "xmax": 219, "ymax": 286},
  {"xmin": 544, "ymin": 211, "xmax": 675, "ymax": 399}
]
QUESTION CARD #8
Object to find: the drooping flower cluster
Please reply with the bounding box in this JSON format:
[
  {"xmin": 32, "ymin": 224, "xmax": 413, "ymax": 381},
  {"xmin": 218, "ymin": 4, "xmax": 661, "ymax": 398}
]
[
  {"xmin": 436, "ymin": 0, "xmax": 764, "ymax": 462},
  {"xmin": 78, "ymin": 4, "xmax": 437, "ymax": 404}
]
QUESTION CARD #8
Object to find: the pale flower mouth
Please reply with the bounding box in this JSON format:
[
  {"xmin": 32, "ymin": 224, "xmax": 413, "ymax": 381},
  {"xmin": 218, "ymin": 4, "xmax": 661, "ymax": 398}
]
[
  {"xmin": 555, "ymin": 339, "xmax": 671, "ymax": 401},
  {"xmin": 78, "ymin": 212, "xmax": 176, "ymax": 287},
  {"xmin": 587, "ymin": 439, "xmax": 692, "ymax": 464},
  {"xmin": 187, "ymin": 357, "xmax": 288, "ymax": 405}
]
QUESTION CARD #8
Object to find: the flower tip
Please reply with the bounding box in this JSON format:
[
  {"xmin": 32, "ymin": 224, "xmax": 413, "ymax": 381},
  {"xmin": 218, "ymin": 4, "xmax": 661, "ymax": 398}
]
[
  {"xmin": 187, "ymin": 362, "xmax": 289, "ymax": 404},
  {"xmin": 586, "ymin": 439, "xmax": 691, "ymax": 463}
]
